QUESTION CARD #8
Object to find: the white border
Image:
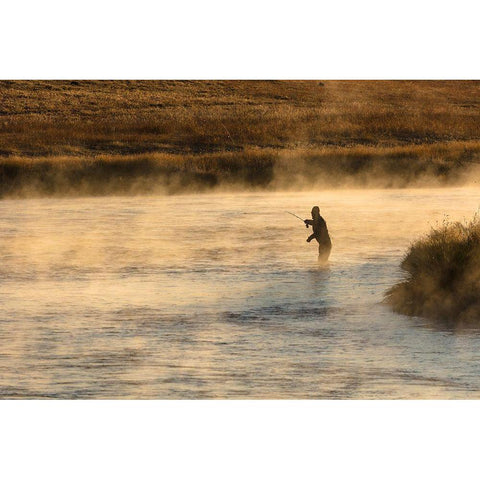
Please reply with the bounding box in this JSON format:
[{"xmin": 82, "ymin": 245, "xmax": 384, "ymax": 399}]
[
  {"xmin": 2, "ymin": 401, "xmax": 480, "ymax": 479},
  {"xmin": 2, "ymin": 0, "xmax": 479, "ymax": 79}
]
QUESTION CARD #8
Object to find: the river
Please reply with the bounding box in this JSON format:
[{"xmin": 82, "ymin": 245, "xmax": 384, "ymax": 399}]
[{"xmin": 2, "ymin": 188, "xmax": 480, "ymax": 398}]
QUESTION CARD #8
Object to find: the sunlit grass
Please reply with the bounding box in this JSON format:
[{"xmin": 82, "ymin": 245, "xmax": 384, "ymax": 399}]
[
  {"xmin": 1, "ymin": 80, "xmax": 480, "ymax": 197},
  {"xmin": 385, "ymin": 213, "xmax": 480, "ymax": 324}
]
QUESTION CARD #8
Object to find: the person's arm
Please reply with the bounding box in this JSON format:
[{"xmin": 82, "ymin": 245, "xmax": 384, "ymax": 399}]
[{"xmin": 304, "ymin": 219, "xmax": 313, "ymax": 225}]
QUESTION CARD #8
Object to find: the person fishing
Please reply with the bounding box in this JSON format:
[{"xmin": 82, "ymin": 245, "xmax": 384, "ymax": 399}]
[{"xmin": 304, "ymin": 206, "xmax": 332, "ymax": 262}]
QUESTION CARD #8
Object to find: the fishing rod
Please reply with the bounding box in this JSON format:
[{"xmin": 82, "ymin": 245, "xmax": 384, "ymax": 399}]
[{"xmin": 286, "ymin": 211, "xmax": 309, "ymax": 228}]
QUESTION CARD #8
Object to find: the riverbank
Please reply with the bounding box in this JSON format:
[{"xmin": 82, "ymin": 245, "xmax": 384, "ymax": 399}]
[
  {"xmin": 385, "ymin": 214, "xmax": 480, "ymax": 325},
  {"xmin": 1, "ymin": 80, "xmax": 480, "ymax": 198},
  {"xmin": 2, "ymin": 141, "xmax": 480, "ymax": 198}
]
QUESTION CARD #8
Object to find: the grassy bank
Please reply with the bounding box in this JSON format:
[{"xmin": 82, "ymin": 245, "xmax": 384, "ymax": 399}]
[
  {"xmin": 1, "ymin": 80, "xmax": 480, "ymax": 197},
  {"xmin": 385, "ymin": 215, "xmax": 480, "ymax": 325}
]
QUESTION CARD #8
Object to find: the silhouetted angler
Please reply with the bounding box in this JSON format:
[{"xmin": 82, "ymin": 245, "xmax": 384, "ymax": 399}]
[{"xmin": 304, "ymin": 206, "xmax": 332, "ymax": 262}]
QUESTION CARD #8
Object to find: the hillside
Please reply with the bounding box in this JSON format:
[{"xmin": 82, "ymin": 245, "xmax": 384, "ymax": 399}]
[{"xmin": 1, "ymin": 80, "xmax": 480, "ymax": 197}]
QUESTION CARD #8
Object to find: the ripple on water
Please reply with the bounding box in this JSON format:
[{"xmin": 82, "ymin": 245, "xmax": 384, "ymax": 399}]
[{"xmin": 2, "ymin": 189, "xmax": 480, "ymax": 398}]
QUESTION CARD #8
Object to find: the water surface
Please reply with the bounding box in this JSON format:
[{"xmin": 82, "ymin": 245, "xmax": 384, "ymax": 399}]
[{"xmin": 2, "ymin": 188, "xmax": 480, "ymax": 398}]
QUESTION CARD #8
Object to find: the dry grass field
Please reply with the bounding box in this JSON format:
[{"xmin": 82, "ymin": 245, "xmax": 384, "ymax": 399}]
[{"xmin": 1, "ymin": 80, "xmax": 480, "ymax": 197}]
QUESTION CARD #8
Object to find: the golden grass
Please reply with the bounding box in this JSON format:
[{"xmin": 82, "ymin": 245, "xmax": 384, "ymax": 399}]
[
  {"xmin": 1, "ymin": 80, "xmax": 480, "ymax": 197},
  {"xmin": 385, "ymin": 214, "xmax": 480, "ymax": 325}
]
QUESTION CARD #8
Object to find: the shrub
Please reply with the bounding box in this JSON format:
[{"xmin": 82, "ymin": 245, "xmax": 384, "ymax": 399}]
[{"xmin": 385, "ymin": 214, "xmax": 480, "ymax": 324}]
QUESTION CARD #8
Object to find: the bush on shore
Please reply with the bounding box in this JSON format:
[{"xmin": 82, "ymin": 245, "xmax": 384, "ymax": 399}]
[{"xmin": 385, "ymin": 214, "xmax": 480, "ymax": 324}]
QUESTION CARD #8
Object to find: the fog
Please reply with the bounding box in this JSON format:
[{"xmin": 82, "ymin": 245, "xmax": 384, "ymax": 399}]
[
  {"xmin": 2, "ymin": 188, "xmax": 480, "ymax": 398},
  {"xmin": 3, "ymin": 153, "xmax": 480, "ymax": 201}
]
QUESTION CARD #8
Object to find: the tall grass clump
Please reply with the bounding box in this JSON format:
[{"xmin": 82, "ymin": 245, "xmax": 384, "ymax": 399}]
[{"xmin": 386, "ymin": 214, "xmax": 480, "ymax": 323}]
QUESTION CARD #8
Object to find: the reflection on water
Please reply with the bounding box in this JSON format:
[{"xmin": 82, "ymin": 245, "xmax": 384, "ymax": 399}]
[{"xmin": 2, "ymin": 188, "xmax": 480, "ymax": 398}]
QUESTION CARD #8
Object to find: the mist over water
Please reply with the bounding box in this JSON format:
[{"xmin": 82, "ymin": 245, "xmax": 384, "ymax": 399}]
[{"xmin": 2, "ymin": 188, "xmax": 480, "ymax": 398}]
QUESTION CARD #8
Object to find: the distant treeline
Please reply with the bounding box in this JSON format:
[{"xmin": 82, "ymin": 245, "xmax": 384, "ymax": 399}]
[{"xmin": 1, "ymin": 80, "xmax": 480, "ymax": 198}]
